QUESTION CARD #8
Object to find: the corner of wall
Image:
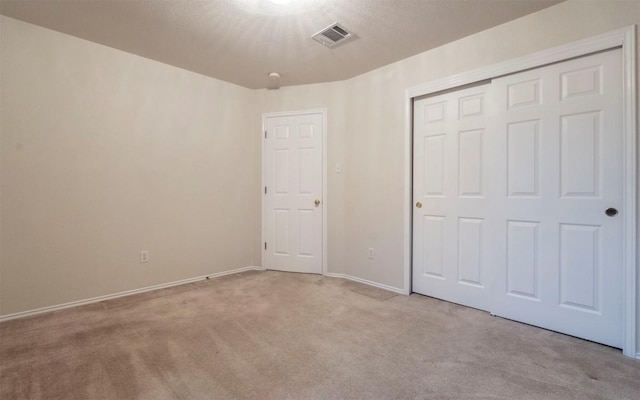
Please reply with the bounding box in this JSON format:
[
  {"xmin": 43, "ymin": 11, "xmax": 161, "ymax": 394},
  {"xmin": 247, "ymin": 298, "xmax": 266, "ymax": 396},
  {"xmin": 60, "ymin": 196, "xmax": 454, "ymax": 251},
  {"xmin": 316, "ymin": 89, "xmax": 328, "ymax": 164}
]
[{"xmin": 251, "ymin": 88, "xmax": 262, "ymax": 267}]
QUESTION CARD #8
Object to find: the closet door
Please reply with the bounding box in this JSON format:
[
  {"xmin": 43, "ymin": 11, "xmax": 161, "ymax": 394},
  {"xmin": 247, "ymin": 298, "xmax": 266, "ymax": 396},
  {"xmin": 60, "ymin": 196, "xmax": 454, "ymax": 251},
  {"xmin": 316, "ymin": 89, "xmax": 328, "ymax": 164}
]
[
  {"xmin": 413, "ymin": 84, "xmax": 493, "ymax": 312},
  {"xmin": 413, "ymin": 49, "xmax": 624, "ymax": 348},
  {"xmin": 489, "ymin": 49, "xmax": 623, "ymax": 347}
]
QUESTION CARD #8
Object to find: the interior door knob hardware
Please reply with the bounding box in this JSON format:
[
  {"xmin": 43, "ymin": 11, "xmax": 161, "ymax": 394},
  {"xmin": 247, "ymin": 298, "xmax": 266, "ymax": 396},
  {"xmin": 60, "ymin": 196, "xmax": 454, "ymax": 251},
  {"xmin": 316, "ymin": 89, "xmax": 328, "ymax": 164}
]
[
  {"xmin": 314, "ymin": 199, "xmax": 321, "ymax": 207},
  {"xmin": 605, "ymin": 207, "xmax": 618, "ymax": 217},
  {"xmin": 416, "ymin": 202, "xmax": 422, "ymax": 208}
]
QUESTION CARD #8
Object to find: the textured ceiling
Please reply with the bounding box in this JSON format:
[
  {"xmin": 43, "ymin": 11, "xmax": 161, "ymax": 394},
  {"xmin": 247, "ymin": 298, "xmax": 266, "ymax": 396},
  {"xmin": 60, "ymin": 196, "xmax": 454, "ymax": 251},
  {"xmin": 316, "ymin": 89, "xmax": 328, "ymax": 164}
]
[{"xmin": 0, "ymin": 0, "xmax": 563, "ymax": 89}]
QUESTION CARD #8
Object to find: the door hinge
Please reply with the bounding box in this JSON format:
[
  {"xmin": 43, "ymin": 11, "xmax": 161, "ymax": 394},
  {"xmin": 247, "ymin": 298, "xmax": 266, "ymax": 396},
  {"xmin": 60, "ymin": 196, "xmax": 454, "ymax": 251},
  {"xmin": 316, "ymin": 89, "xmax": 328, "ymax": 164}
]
[
  {"xmin": 265, "ymin": 186, "xmax": 268, "ymax": 195},
  {"xmin": 264, "ymin": 242, "xmax": 267, "ymax": 250},
  {"xmin": 264, "ymin": 131, "xmax": 267, "ymax": 139}
]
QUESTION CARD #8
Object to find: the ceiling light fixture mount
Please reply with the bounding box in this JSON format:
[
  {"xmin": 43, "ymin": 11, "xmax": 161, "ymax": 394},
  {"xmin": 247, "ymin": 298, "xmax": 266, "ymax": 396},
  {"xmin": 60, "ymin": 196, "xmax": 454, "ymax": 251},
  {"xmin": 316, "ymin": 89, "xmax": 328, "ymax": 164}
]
[{"xmin": 267, "ymin": 72, "xmax": 281, "ymax": 90}]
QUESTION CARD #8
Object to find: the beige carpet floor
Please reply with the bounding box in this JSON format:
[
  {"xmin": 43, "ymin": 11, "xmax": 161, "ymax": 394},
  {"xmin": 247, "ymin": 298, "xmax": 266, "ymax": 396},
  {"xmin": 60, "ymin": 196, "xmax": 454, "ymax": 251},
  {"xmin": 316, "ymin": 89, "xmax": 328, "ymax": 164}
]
[{"xmin": 1, "ymin": 270, "xmax": 638, "ymax": 399}]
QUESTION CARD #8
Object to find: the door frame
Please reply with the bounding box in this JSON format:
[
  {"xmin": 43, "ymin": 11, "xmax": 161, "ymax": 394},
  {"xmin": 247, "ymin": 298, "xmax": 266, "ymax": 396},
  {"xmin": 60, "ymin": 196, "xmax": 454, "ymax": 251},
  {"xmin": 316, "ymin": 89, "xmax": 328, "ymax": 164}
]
[
  {"xmin": 403, "ymin": 26, "xmax": 637, "ymax": 357},
  {"xmin": 261, "ymin": 109, "xmax": 328, "ymax": 274}
]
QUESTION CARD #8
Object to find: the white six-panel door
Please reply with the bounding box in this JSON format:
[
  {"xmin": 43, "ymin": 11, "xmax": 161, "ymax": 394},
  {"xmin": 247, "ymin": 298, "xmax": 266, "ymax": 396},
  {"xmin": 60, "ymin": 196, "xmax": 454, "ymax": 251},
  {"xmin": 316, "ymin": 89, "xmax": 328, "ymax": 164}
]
[
  {"xmin": 489, "ymin": 49, "xmax": 623, "ymax": 347},
  {"xmin": 413, "ymin": 49, "xmax": 623, "ymax": 347},
  {"xmin": 264, "ymin": 112, "xmax": 323, "ymax": 274},
  {"xmin": 413, "ymin": 83, "xmax": 493, "ymax": 312}
]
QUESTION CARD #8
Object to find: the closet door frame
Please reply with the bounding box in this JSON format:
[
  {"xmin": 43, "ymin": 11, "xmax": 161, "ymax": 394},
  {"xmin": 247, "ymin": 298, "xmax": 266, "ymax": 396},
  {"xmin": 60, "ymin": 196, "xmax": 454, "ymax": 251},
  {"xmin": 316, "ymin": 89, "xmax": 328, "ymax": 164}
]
[{"xmin": 403, "ymin": 26, "xmax": 637, "ymax": 358}]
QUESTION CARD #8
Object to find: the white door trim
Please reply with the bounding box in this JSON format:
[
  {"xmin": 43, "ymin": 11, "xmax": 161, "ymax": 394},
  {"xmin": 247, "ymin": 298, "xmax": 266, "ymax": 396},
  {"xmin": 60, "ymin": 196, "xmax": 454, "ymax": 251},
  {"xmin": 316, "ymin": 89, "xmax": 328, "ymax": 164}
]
[
  {"xmin": 403, "ymin": 26, "xmax": 637, "ymax": 357},
  {"xmin": 261, "ymin": 109, "xmax": 328, "ymax": 275}
]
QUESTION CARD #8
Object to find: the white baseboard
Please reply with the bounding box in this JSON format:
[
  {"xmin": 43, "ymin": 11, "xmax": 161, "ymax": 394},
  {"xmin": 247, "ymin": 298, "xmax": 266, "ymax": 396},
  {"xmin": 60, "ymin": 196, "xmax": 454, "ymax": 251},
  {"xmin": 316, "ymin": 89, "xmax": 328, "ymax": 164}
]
[
  {"xmin": 0, "ymin": 266, "xmax": 264, "ymax": 323},
  {"xmin": 1, "ymin": 267, "xmax": 402, "ymax": 323},
  {"xmin": 324, "ymin": 272, "xmax": 405, "ymax": 295}
]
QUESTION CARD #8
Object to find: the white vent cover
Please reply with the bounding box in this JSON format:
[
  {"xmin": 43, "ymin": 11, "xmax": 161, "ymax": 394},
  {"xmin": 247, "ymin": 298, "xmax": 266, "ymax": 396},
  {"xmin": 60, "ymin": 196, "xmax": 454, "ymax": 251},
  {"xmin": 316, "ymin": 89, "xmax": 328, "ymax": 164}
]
[{"xmin": 312, "ymin": 22, "xmax": 354, "ymax": 48}]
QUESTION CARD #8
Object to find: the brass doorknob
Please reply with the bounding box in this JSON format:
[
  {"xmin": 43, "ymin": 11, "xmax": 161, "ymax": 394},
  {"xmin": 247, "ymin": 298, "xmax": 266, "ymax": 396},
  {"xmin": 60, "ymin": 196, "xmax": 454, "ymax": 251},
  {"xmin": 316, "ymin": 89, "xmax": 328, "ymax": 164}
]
[
  {"xmin": 314, "ymin": 199, "xmax": 321, "ymax": 207},
  {"xmin": 416, "ymin": 202, "xmax": 422, "ymax": 208}
]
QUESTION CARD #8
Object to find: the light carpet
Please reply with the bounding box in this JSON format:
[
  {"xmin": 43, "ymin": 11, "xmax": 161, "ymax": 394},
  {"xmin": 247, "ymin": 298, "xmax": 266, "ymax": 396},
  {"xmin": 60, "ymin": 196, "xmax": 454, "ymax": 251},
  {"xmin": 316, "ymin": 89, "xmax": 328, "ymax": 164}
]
[{"xmin": 1, "ymin": 270, "xmax": 638, "ymax": 399}]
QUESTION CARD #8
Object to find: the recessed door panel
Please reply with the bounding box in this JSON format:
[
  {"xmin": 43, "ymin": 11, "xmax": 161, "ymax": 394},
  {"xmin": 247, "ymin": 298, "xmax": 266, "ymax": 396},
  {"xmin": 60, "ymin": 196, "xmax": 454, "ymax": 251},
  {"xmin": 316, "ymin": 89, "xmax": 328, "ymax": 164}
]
[
  {"xmin": 561, "ymin": 66, "xmax": 601, "ymax": 99},
  {"xmin": 298, "ymin": 123, "xmax": 314, "ymax": 139},
  {"xmin": 507, "ymin": 221, "xmax": 540, "ymax": 300},
  {"xmin": 507, "ymin": 120, "xmax": 539, "ymax": 197},
  {"xmin": 459, "ymin": 94, "xmax": 484, "ymax": 119},
  {"xmin": 298, "ymin": 147, "xmax": 314, "ymax": 194},
  {"xmin": 424, "ymin": 102, "xmax": 446, "ymax": 124},
  {"xmin": 275, "ymin": 125, "xmax": 289, "ymax": 140},
  {"xmin": 275, "ymin": 209, "xmax": 290, "ymax": 255},
  {"xmin": 458, "ymin": 218, "xmax": 484, "ymax": 286},
  {"xmin": 424, "ymin": 135, "xmax": 445, "ymax": 196},
  {"xmin": 275, "ymin": 149, "xmax": 290, "ymax": 194},
  {"xmin": 507, "ymin": 79, "xmax": 541, "ymax": 109},
  {"xmin": 560, "ymin": 224, "xmax": 600, "ymax": 312},
  {"xmin": 560, "ymin": 112, "xmax": 600, "ymax": 197},
  {"xmin": 298, "ymin": 209, "xmax": 314, "ymax": 257},
  {"xmin": 458, "ymin": 129, "xmax": 483, "ymax": 197},
  {"xmin": 423, "ymin": 215, "xmax": 445, "ymax": 278}
]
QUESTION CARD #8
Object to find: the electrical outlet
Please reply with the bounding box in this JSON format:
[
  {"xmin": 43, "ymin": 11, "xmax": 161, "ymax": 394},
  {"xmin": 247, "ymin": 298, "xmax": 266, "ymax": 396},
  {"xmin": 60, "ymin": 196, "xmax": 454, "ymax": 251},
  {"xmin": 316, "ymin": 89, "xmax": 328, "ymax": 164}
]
[
  {"xmin": 368, "ymin": 248, "xmax": 375, "ymax": 259},
  {"xmin": 140, "ymin": 250, "xmax": 149, "ymax": 263}
]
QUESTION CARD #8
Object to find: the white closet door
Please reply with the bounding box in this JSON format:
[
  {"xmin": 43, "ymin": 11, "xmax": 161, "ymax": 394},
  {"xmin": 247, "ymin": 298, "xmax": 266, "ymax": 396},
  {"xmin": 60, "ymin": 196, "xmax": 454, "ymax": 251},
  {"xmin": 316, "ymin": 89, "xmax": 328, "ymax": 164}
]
[
  {"xmin": 489, "ymin": 49, "xmax": 623, "ymax": 347},
  {"xmin": 413, "ymin": 84, "xmax": 493, "ymax": 312},
  {"xmin": 413, "ymin": 49, "xmax": 624, "ymax": 348}
]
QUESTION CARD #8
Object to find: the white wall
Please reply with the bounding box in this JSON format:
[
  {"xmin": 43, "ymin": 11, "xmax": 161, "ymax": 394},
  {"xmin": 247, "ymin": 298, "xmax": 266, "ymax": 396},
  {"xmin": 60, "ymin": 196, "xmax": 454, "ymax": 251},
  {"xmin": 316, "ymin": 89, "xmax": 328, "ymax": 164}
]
[
  {"xmin": 0, "ymin": 16, "xmax": 260, "ymax": 315},
  {"xmin": 255, "ymin": 0, "xmax": 640, "ymax": 349}
]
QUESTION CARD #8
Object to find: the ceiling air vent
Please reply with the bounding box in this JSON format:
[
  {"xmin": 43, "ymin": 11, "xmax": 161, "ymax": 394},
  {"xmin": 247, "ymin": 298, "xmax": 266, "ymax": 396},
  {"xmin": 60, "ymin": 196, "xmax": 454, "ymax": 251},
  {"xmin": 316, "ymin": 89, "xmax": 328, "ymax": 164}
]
[{"xmin": 312, "ymin": 22, "xmax": 354, "ymax": 48}]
